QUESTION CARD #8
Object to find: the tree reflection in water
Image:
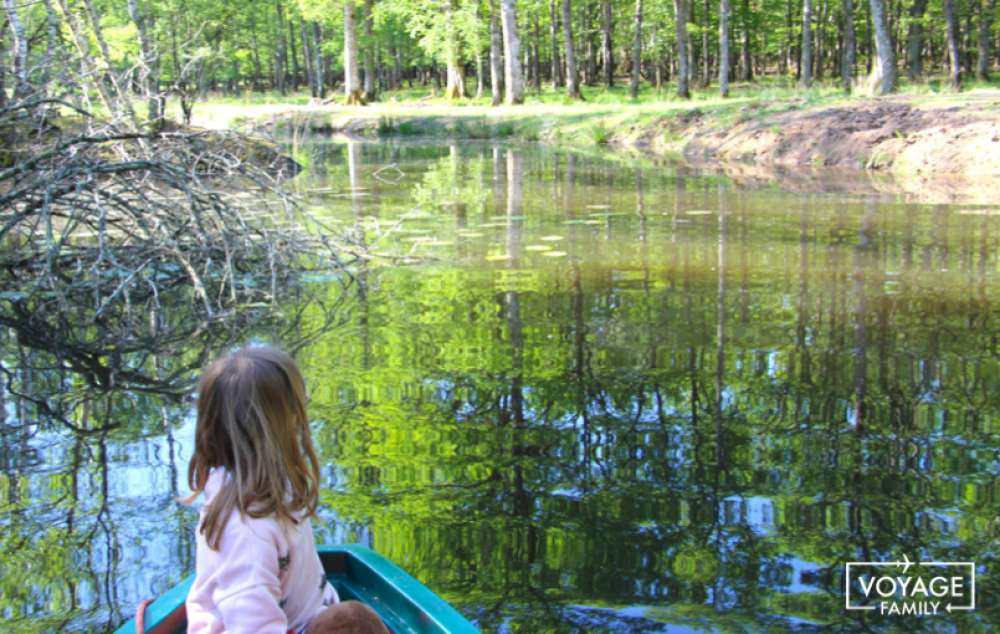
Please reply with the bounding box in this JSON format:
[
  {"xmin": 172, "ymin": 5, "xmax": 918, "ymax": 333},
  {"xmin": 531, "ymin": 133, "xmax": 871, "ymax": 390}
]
[{"xmin": 4, "ymin": 141, "xmax": 1000, "ymax": 632}]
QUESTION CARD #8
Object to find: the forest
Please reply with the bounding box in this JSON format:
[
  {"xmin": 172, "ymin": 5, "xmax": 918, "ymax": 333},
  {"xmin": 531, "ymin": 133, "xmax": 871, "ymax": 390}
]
[{"xmin": 1, "ymin": 0, "xmax": 998, "ymax": 125}]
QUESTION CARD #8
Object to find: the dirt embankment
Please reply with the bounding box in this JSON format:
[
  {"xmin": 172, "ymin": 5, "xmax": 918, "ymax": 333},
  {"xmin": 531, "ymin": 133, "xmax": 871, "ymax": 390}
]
[
  {"xmin": 618, "ymin": 98, "xmax": 1000, "ymax": 204},
  {"xmin": 676, "ymin": 100, "xmax": 999, "ymax": 172}
]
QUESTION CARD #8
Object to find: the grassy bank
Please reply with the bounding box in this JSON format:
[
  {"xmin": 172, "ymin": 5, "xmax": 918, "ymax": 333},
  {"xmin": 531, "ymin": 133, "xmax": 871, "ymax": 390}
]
[
  {"xmin": 186, "ymin": 81, "xmax": 850, "ymax": 145},
  {"xmin": 185, "ymin": 78, "xmax": 1000, "ymax": 203}
]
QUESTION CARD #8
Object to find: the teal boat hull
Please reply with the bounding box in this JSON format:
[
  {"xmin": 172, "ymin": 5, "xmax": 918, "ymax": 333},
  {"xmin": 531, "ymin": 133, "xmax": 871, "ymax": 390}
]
[{"xmin": 113, "ymin": 544, "xmax": 478, "ymax": 634}]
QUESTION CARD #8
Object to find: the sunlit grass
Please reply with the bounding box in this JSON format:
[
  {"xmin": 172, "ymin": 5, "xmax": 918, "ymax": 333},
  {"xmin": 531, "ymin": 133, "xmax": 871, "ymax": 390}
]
[{"xmin": 184, "ymin": 76, "xmax": 1000, "ymax": 152}]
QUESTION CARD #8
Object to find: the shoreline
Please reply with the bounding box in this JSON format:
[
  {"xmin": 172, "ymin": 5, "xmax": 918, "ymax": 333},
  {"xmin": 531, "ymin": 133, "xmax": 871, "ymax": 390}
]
[{"xmin": 191, "ymin": 91, "xmax": 1000, "ymax": 204}]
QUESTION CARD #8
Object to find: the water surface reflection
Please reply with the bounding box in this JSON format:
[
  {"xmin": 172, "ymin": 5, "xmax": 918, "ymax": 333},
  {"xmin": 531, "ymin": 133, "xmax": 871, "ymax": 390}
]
[{"xmin": 2, "ymin": 140, "xmax": 999, "ymax": 632}]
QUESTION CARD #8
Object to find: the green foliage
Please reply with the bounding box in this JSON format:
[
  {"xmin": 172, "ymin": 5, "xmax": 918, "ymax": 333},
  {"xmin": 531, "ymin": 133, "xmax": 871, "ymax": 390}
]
[{"xmin": 590, "ymin": 121, "xmax": 612, "ymax": 144}]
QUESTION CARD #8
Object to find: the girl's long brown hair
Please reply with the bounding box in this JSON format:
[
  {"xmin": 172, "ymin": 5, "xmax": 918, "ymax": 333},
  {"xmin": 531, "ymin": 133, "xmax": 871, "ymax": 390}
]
[{"xmin": 183, "ymin": 346, "xmax": 320, "ymax": 550}]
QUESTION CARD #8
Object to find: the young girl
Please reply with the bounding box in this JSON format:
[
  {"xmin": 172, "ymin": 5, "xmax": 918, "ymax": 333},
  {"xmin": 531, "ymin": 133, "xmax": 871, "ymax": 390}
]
[{"xmin": 183, "ymin": 346, "xmax": 388, "ymax": 634}]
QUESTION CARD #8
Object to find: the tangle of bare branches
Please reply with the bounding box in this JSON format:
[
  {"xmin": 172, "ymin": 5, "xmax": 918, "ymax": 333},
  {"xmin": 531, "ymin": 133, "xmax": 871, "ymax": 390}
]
[{"xmin": 0, "ymin": 97, "xmax": 360, "ymax": 430}]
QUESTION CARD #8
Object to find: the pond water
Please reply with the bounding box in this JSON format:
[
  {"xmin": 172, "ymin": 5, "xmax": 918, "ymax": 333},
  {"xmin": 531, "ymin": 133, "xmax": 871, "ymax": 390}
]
[{"xmin": 2, "ymin": 138, "xmax": 999, "ymax": 632}]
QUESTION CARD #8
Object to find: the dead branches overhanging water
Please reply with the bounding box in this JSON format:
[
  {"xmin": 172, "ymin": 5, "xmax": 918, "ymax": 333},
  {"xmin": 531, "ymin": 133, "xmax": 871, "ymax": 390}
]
[{"xmin": 0, "ymin": 98, "xmax": 358, "ymax": 430}]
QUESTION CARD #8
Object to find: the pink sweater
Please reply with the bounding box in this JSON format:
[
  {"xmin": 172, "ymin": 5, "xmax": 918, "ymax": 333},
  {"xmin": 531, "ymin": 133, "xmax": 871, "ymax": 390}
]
[{"xmin": 185, "ymin": 469, "xmax": 339, "ymax": 633}]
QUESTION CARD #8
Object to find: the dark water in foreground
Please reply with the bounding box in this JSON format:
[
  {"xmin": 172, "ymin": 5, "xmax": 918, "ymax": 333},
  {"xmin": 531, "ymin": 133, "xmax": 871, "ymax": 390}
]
[{"xmin": 2, "ymin": 139, "xmax": 999, "ymax": 632}]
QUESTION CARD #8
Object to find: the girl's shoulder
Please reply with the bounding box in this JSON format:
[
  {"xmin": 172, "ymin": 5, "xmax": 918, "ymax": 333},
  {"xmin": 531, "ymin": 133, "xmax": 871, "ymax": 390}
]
[{"xmin": 199, "ymin": 469, "xmax": 296, "ymax": 548}]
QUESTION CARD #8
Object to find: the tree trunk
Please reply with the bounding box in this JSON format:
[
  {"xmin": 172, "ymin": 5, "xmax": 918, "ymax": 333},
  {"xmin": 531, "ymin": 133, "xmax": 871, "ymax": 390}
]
[
  {"xmin": 964, "ymin": 10, "xmax": 974, "ymax": 76},
  {"xmin": 814, "ymin": 0, "xmax": 825, "ymax": 80},
  {"xmin": 83, "ymin": 0, "xmax": 137, "ymax": 120},
  {"xmin": 842, "ymin": 0, "xmax": 856, "ymax": 92},
  {"xmin": 977, "ymin": 0, "xmax": 996, "ymax": 80},
  {"xmin": 500, "ymin": 0, "xmax": 525, "ymax": 104},
  {"xmin": 476, "ymin": 50, "xmax": 485, "ymax": 97},
  {"xmin": 719, "ymin": 0, "xmax": 730, "ymax": 96},
  {"xmin": 393, "ymin": 47, "xmax": 403, "ymax": 89},
  {"xmin": 41, "ymin": 0, "xmax": 59, "ymax": 92},
  {"xmin": 249, "ymin": 17, "xmax": 263, "ymax": 90},
  {"xmin": 363, "ymin": 0, "xmax": 377, "ymax": 100},
  {"xmin": 783, "ymin": 0, "xmax": 793, "ymax": 74},
  {"xmin": 740, "ymin": 0, "xmax": 752, "ymax": 80},
  {"xmin": 54, "ymin": 0, "xmax": 115, "ymax": 113},
  {"xmin": 550, "ymin": 0, "xmax": 562, "ymax": 87},
  {"xmin": 313, "ymin": 22, "xmax": 326, "ymax": 98},
  {"xmin": 631, "ymin": 0, "xmax": 642, "ymax": 98},
  {"xmin": 532, "ymin": 13, "xmax": 542, "ymax": 92},
  {"xmin": 675, "ymin": 0, "xmax": 691, "ymax": 97},
  {"xmin": 490, "ymin": 0, "xmax": 504, "ymax": 105},
  {"xmin": 602, "ymin": 0, "xmax": 614, "ymax": 86},
  {"xmin": 867, "ymin": 0, "xmax": 896, "ymax": 94},
  {"xmin": 445, "ymin": 0, "xmax": 466, "ymax": 99},
  {"xmin": 583, "ymin": 1, "xmax": 596, "ymax": 84},
  {"xmin": 563, "ymin": 0, "xmax": 582, "ymax": 97},
  {"xmin": 301, "ymin": 21, "xmax": 314, "ymax": 96},
  {"xmin": 701, "ymin": 0, "xmax": 710, "ymax": 86},
  {"xmin": 905, "ymin": 0, "xmax": 928, "ymax": 80},
  {"xmin": 344, "ymin": 1, "xmax": 365, "ymax": 103},
  {"xmin": 289, "ymin": 19, "xmax": 300, "ymax": 89},
  {"xmin": 943, "ymin": 0, "xmax": 961, "ymax": 89},
  {"xmin": 275, "ymin": 1, "xmax": 288, "ymax": 94},
  {"xmin": 3, "ymin": 0, "xmax": 30, "ymax": 99},
  {"xmin": 801, "ymin": 0, "xmax": 813, "ymax": 86},
  {"xmin": 127, "ymin": 0, "xmax": 161, "ymax": 125}
]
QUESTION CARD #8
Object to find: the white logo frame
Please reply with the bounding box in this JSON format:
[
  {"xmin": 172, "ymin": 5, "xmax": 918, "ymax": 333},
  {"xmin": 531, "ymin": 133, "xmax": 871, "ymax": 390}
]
[{"xmin": 844, "ymin": 555, "xmax": 976, "ymax": 614}]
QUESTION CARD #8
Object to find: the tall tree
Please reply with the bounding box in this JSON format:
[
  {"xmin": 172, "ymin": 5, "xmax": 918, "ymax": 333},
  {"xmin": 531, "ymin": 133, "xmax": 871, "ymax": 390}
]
[
  {"xmin": 800, "ymin": 0, "xmax": 813, "ymax": 86},
  {"xmin": 127, "ymin": 0, "xmax": 162, "ymax": 125},
  {"xmin": 943, "ymin": 0, "xmax": 962, "ymax": 89},
  {"xmin": 867, "ymin": 0, "xmax": 895, "ymax": 94},
  {"xmin": 700, "ymin": 0, "xmax": 710, "ymax": 85},
  {"xmin": 976, "ymin": 0, "xmax": 996, "ymax": 80},
  {"xmin": 40, "ymin": 0, "xmax": 59, "ymax": 93},
  {"xmin": 490, "ymin": 0, "xmax": 503, "ymax": 105},
  {"xmin": 345, "ymin": 0, "xmax": 365, "ymax": 103},
  {"xmin": 363, "ymin": 0, "xmax": 377, "ymax": 100},
  {"xmin": 550, "ymin": 0, "xmax": 562, "ymax": 87},
  {"xmin": 474, "ymin": 1, "xmax": 485, "ymax": 97},
  {"xmin": 3, "ymin": 0, "xmax": 30, "ymax": 99},
  {"xmin": 289, "ymin": 19, "xmax": 301, "ymax": 89},
  {"xmin": 500, "ymin": 0, "xmax": 525, "ymax": 104},
  {"xmin": 906, "ymin": 0, "xmax": 929, "ymax": 80},
  {"xmin": 563, "ymin": 0, "xmax": 582, "ymax": 97},
  {"xmin": 55, "ymin": 0, "xmax": 114, "ymax": 113},
  {"xmin": 841, "ymin": 0, "xmax": 856, "ymax": 92},
  {"xmin": 302, "ymin": 20, "xmax": 316, "ymax": 95},
  {"xmin": 739, "ymin": 0, "xmax": 752, "ymax": 81},
  {"xmin": 674, "ymin": 0, "xmax": 691, "ymax": 98},
  {"xmin": 444, "ymin": 0, "xmax": 466, "ymax": 98},
  {"xmin": 601, "ymin": 0, "xmax": 614, "ymax": 86},
  {"xmin": 631, "ymin": 0, "xmax": 642, "ymax": 98},
  {"xmin": 313, "ymin": 22, "xmax": 326, "ymax": 99},
  {"xmin": 719, "ymin": 0, "xmax": 730, "ymax": 96},
  {"xmin": 275, "ymin": 0, "xmax": 288, "ymax": 94}
]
